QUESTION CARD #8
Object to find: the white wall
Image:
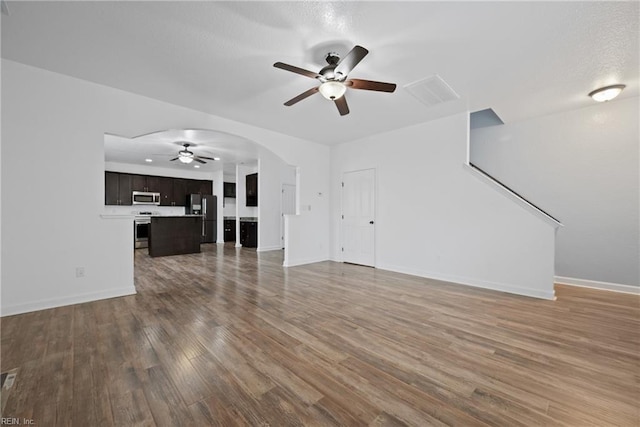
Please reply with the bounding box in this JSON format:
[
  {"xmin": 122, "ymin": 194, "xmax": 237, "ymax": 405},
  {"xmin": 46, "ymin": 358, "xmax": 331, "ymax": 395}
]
[
  {"xmin": 212, "ymin": 169, "xmax": 224, "ymax": 242},
  {"xmin": 281, "ymin": 165, "xmax": 297, "ymax": 186},
  {"xmin": 1, "ymin": 59, "xmax": 331, "ymax": 315},
  {"xmin": 471, "ymin": 96, "xmax": 639, "ymax": 288},
  {"xmin": 258, "ymin": 152, "xmax": 288, "ymax": 252},
  {"xmin": 331, "ymin": 113, "xmax": 557, "ymax": 299},
  {"xmin": 223, "ymin": 198, "xmax": 237, "ymax": 218}
]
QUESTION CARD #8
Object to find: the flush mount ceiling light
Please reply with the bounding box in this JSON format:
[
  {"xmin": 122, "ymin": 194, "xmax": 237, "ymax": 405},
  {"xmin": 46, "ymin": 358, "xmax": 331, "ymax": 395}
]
[
  {"xmin": 145, "ymin": 158, "xmax": 153, "ymax": 163},
  {"xmin": 318, "ymin": 81, "xmax": 347, "ymax": 100},
  {"xmin": 589, "ymin": 84, "xmax": 625, "ymax": 102}
]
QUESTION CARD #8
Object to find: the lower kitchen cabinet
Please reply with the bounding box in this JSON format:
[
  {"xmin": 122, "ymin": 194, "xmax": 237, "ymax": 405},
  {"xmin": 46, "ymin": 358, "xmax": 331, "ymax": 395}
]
[
  {"xmin": 224, "ymin": 219, "xmax": 236, "ymax": 243},
  {"xmin": 240, "ymin": 221, "xmax": 257, "ymax": 248}
]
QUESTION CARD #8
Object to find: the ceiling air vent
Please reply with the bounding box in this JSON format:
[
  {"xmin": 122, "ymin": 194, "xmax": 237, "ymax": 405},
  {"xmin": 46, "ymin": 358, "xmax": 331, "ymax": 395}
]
[{"xmin": 404, "ymin": 75, "xmax": 460, "ymax": 107}]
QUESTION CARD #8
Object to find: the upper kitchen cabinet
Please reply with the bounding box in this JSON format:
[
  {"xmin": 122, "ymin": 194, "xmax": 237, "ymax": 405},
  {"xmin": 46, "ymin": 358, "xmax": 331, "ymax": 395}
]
[
  {"xmin": 224, "ymin": 182, "xmax": 236, "ymax": 198},
  {"xmin": 246, "ymin": 173, "xmax": 258, "ymax": 206},
  {"xmin": 105, "ymin": 171, "xmax": 132, "ymax": 205},
  {"xmin": 171, "ymin": 178, "xmax": 187, "ymax": 206},
  {"xmin": 131, "ymin": 174, "xmax": 170, "ymax": 193},
  {"xmin": 186, "ymin": 179, "xmax": 212, "ymax": 196},
  {"xmin": 174, "ymin": 179, "xmax": 211, "ymax": 205},
  {"xmin": 150, "ymin": 176, "xmax": 174, "ymax": 206},
  {"xmin": 199, "ymin": 180, "xmax": 213, "ymax": 195},
  {"xmin": 105, "ymin": 172, "xmax": 213, "ymax": 206},
  {"xmin": 131, "ymin": 174, "xmax": 149, "ymax": 192}
]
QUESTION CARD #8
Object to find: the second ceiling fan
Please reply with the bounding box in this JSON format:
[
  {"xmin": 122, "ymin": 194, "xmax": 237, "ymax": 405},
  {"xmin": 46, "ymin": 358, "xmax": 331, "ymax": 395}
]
[
  {"xmin": 170, "ymin": 143, "xmax": 219, "ymax": 164},
  {"xmin": 274, "ymin": 45, "xmax": 396, "ymax": 116}
]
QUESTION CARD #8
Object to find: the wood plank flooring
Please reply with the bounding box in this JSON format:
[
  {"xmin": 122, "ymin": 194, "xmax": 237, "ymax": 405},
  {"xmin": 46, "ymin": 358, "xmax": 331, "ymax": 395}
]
[{"xmin": 2, "ymin": 243, "xmax": 639, "ymax": 426}]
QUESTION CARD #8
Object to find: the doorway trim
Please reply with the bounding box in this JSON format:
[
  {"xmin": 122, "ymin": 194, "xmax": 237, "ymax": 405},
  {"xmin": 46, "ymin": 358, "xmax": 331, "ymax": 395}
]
[{"xmin": 341, "ymin": 168, "xmax": 377, "ymax": 267}]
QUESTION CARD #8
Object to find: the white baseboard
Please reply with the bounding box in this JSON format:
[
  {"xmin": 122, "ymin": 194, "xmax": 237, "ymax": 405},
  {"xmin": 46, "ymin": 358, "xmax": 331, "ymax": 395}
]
[
  {"xmin": 555, "ymin": 276, "xmax": 640, "ymax": 295},
  {"xmin": 1, "ymin": 286, "xmax": 137, "ymax": 317},
  {"xmin": 283, "ymin": 256, "xmax": 330, "ymax": 268},
  {"xmin": 377, "ymin": 263, "xmax": 556, "ymax": 300},
  {"xmin": 257, "ymin": 245, "xmax": 283, "ymax": 252}
]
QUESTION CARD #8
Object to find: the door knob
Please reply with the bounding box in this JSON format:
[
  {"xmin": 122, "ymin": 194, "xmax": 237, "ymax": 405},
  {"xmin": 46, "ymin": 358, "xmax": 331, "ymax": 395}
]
[{"xmin": 369, "ymin": 221, "xmax": 375, "ymax": 224}]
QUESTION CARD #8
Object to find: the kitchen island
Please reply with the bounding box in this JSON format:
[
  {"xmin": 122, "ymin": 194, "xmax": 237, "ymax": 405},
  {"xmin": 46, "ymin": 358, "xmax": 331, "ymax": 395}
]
[{"xmin": 148, "ymin": 215, "xmax": 202, "ymax": 257}]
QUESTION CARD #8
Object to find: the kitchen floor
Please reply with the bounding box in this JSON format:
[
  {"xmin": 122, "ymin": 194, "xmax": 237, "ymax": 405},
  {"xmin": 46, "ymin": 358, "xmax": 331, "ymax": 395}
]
[{"xmin": 1, "ymin": 244, "xmax": 638, "ymax": 426}]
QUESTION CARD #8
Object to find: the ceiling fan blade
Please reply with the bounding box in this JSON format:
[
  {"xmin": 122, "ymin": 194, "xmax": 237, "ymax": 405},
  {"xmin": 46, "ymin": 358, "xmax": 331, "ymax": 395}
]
[
  {"xmin": 334, "ymin": 45, "xmax": 369, "ymax": 77},
  {"xmin": 170, "ymin": 157, "xmax": 179, "ymax": 161},
  {"xmin": 284, "ymin": 87, "xmax": 319, "ymax": 106},
  {"xmin": 274, "ymin": 62, "xmax": 321, "ymax": 79},
  {"xmin": 334, "ymin": 96, "xmax": 349, "ymax": 116},
  {"xmin": 346, "ymin": 79, "xmax": 397, "ymax": 93},
  {"xmin": 194, "ymin": 158, "xmax": 206, "ymax": 164},
  {"xmin": 197, "ymin": 156, "xmax": 217, "ymax": 161}
]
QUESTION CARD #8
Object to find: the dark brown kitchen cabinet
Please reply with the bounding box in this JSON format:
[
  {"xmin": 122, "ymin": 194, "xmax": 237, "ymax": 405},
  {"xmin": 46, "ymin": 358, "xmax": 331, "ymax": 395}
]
[
  {"xmin": 171, "ymin": 178, "xmax": 187, "ymax": 206},
  {"xmin": 133, "ymin": 174, "xmax": 176, "ymax": 205},
  {"xmin": 178, "ymin": 179, "xmax": 212, "ymax": 205},
  {"xmin": 131, "ymin": 174, "xmax": 149, "ymax": 192},
  {"xmin": 152, "ymin": 176, "xmax": 174, "ymax": 206},
  {"xmin": 104, "ymin": 172, "xmax": 213, "ymax": 206},
  {"xmin": 246, "ymin": 173, "xmax": 258, "ymax": 207},
  {"xmin": 131, "ymin": 174, "xmax": 167, "ymax": 193},
  {"xmin": 199, "ymin": 180, "xmax": 213, "ymax": 195},
  {"xmin": 224, "ymin": 219, "xmax": 236, "ymax": 242},
  {"xmin": 224, "ymin": 182, "xmax": 236, "ymax": 198},
  {"xmin": 240, "ymin": 220, "xmax": 257, "ymax": 248},
  {"xmin": 185, "ymin": 179, "xmax": 212, "ymax": 196},
  {"xmin": 105, "ymin": 172, "xmax": 132, "ymax": 205}
]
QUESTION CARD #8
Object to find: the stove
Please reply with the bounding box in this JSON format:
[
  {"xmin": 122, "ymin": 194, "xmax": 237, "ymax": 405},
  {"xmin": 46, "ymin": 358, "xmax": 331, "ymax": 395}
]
[{"xmin": 134, "ymin": 211, "xmax": 159, "ymax": 248}]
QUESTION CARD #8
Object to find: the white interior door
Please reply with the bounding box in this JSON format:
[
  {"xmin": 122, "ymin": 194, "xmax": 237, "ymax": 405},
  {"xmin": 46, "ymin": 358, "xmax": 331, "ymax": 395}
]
[
  {"xmin": 342, "ymin": 169, "xmax": 376, "ymax": 267},
  {"xmin": 281, "ymin": 183, "xmax": 296, "ymax": 248}
]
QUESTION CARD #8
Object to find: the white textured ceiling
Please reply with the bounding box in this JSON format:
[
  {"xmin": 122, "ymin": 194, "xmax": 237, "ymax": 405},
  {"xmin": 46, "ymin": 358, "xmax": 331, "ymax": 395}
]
[{"xmin": 2, "ymin": 1, "xmax": 638, "ymax": 147}]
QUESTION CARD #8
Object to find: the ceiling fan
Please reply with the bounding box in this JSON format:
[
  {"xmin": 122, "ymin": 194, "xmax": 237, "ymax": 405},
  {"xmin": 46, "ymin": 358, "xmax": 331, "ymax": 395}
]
[
  {"xmin": 274, "ymin": 45, "xmax": 396, "ymax": 116},
  {"xmin": 170, "ymin": 143, "xmax": 219, "ymax": 164}
]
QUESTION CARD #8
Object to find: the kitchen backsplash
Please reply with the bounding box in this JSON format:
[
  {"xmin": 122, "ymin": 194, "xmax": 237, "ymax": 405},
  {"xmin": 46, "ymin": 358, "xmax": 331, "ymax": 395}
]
[
  {"xmin": 223, "ymin": 198, "xmax": 236, "ymax": 217},
  {"xmin": 103, "ymin": 205, "xmax": 187, "ymax": 216}
]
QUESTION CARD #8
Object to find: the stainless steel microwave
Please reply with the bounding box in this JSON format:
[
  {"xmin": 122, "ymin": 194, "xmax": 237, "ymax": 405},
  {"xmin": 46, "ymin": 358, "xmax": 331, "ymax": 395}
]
[{"xmin": 132, "ymin": 191, "xmax": 161, "ymax": 205}]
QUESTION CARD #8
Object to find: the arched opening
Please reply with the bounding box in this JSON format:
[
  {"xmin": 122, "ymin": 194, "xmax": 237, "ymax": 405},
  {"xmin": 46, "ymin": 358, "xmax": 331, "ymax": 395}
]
[{"xmin": 103, "ymin": 128, "xmax": 298, "ymax": 264}]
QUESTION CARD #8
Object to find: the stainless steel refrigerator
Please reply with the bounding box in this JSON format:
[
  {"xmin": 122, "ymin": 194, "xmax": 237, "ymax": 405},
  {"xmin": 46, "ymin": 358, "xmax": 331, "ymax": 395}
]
[{"xmin": 186, "ymin": 194, "xmax": 217, "ymax": 243}]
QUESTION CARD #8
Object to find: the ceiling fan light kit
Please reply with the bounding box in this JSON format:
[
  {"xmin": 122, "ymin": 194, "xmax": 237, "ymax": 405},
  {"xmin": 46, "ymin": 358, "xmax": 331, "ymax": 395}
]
[
  {"xmin": 319, "ymin": 81, "xmax": 347, "ymax": 100},
  {"xmin": 178, "ymin": 154, "xmax": 194, "ymax": 164},
  {"xmin": 588, "ymin": 84, "xmax": 625, "ymax": 102},
  {"xmin": 170, "ymin": 143, "xmax": 218, "ymax": 165},
  {"xmin": 274, "ymin": 44, "xmax": 397, "ymax": 116}
]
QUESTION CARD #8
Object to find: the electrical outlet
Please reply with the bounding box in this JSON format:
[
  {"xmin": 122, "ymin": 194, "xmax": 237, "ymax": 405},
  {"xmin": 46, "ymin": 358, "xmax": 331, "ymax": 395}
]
[{"xmin": 75, "ymin": 267, "xmax": 85, "ymax": 278}]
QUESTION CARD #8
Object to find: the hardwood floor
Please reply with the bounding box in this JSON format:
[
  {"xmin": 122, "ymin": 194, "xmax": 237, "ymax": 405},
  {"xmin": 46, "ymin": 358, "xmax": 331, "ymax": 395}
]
[{"xmin": 2, "ymin": 243, "xmax": 639, "ymax": 426}]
